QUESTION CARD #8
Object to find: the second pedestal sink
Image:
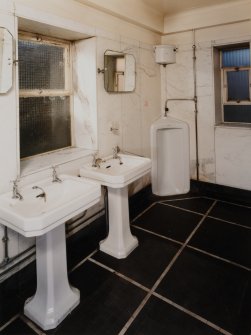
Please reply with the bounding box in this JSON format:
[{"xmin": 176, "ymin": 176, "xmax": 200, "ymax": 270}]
[
  {"xmin": 80, "ymin": 154, "xmax": 151, "ymax": 259},
  {"xmin": 80, "ymin": 154, "xmax": 151, "ymax": 188},
  {"xmin": 0, "ymin": 174, "xmax": 101, "ymax": 330}
]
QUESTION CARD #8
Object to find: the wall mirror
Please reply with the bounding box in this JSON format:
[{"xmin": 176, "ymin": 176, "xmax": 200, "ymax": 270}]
[
  {"xmin": 104, "ymin": 50, "xmax": 136, "ymax": 93},
  {"xmin": 0, "ymin": 27, "xmax": 13, "ymax": 94}
]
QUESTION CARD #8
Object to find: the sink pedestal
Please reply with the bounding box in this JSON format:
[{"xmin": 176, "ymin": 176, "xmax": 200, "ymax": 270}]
[
  {"xmin": 24, "ymin": 224, "xmax": 80, "ymax": 330},
  {"xmin": 100, "ymin": 186, "xmax": 138, "ymax": 258}
]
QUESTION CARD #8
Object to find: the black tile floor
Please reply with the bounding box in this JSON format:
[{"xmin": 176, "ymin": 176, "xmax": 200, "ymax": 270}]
[{"xmin": 1, "ymin": 193, "xmax": 251, "ymax": 335}]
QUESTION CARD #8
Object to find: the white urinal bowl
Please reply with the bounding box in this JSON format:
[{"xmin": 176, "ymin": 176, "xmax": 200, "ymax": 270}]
[{"xmin": 151, "ymin": 115, "xmax": 190, "ymax": 196}]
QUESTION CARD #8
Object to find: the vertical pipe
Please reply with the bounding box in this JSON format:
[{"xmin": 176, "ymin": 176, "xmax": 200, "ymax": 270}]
[
  {"xmin": 192, "ymin": 29, "xmax": 199, "ymax": 181},
  {"xmin": 0, "ymin": 226, "xmax": 10, "ymax": 267},
  {"xmin": 104, "ymin": 186, "xmax": 109, "ymax": 234}
]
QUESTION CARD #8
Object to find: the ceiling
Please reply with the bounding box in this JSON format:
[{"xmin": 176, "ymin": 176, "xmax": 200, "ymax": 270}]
[
  {"xmin": 142, "ymin": 0, "xmax": 243, "ymax": 15},
  {"xmin": 74, "ymin": 0, "xmax": 246, "ymax": 33}
]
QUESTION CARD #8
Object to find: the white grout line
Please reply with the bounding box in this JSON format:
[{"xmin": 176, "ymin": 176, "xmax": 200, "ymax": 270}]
[
  {"xmin": 119, "ymin": 200, "xmax": 219, "ymax": 335},
  {"xmin": 131, "ymin": 225, "xmax": 183, "ymax": 246},
  {"xmin": 89, "ymin": 258, "xmax": 150, "ymax": 293},
  {"xmin": 212, "ymin": 198, "xmax": 251, "ymax": 210},
  {"xmin": 208, "ymin": 215, "xmax": 251, "ymax": 231},
  {"xmin": 187, "ymin": 245, "xmax": 251, "ymax": 272},
  {"xmin": 186, "ymin": 195, "xmax": 251, "ymax": 211},
  {"xmin": 88, "ymin": 257, "xmax": 116, "ymax": 274},
  {"xmin": 160, "ymin": 195, "xmax": 251, "ymax": 225},
  {"xmin": 134, "ymin": 197, "xmax": 251, "ymax": 232},
  {"xmin": 131, "ymin": 202, "xmax": 158, "ymax": 223},
  {"xmin": 159, "ymin": 201, "xmax": 204, "ymax": 216},
  {"xmin": 19, "ymin": 315, "xmax": 46, "ymax": 335},
  {"xmin": 153, "ymin": 293, "xmax": 233, "ymax": 335},
  {"xmin": 66, "ymin": 196, "xmax": 249, "ymax": 335},
  {"xmin": 133, "ymin": 216, "xmax": 251, "ymax": 272},
  {"xmin": 4, "ymin": 196, "xmax": 248, "ymax": 334},
  {"xmin": 0, "ymin": 314, "xmax": 20, "ymax": 332},
  {"xmin": 159, "ymin": 195, "xmax": 204, "ymax": 202},
  {"xmin": 69, "ymin": 249, "xmax": 98, "ymax": 274}
]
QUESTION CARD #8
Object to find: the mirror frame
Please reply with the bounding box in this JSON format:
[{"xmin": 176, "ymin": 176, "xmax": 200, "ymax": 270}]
[
  {"xmin": 103, "ymin": 49, "xmax": 136, "ymax": 93},
  {"xmin": 0, "ymin": 27, "xmax": 13, "ymax": 94}
]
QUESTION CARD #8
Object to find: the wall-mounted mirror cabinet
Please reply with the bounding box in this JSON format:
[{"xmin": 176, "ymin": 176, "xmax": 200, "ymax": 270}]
[
  {"xmin": 0, "ymin": 27, "xmax": 13, "ymax": 94},
  {"xmin": 104, "ymin": 50, "xmax": 136, "ymax": 93}
]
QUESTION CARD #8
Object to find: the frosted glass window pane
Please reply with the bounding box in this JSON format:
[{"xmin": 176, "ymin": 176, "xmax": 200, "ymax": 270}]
[
  {"xmin": 18, "ymin": 40, "xmax": 65, "ymax": 90},
  {"xmin": 227, "ymin": 70, "xmax": 250, "ymax": 101},
  {"xmin": 20, "ymin": 96, "xmax": 71, "ymax": 158},
  {"xmin": 224, "ymin": 105, "xmax": 251, "ymax": 123},
  {"xmin": 222, "ymin": 48, "xmax": 250, "ymax": 67}
]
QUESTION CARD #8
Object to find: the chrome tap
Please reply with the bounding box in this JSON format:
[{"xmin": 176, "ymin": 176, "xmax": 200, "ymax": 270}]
[
  {"xmin": 12, "ymin": 178, "xmax": 23, "ymax": 200},
  {"xmin": 32, "ymin": 186, "xmax": 46, "ymax": 202},
  {"xmin": 52, "ymin": 166, "xmax": 62, "ymax": 183},
  {"xmin": 112, "ymin": 145, "xmax": 120, "ymax": 159},
  {"xmin": 112, "ymin": 146, "xmax": 123, "ymax": 164},
  {"xmin": 92, "ymin": 152, "xmax": 103, "ymax": 168}
]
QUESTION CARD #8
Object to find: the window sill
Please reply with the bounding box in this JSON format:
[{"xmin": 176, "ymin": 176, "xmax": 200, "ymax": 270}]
[
  {"xmin": 215, "ymin": 122, "xmax": 251, "ymax": 129},
  {"xmin": 20, "ymin": 147, "xmax": 93, "ymax": 177}
]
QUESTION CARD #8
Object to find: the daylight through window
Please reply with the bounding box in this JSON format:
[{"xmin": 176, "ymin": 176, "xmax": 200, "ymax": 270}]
[
  {"xmin": 18, "ymin": 33, "xmax": 72, "ymax": 158},
  {"xmin": 221, "ymin": 46, "xmax": 251, "ymax": 123}
]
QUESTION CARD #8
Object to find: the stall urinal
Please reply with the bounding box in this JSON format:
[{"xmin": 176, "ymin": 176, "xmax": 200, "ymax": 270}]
[{"xmin": 151, "ymin": 115, "xmax": 190, "ymax": 196}]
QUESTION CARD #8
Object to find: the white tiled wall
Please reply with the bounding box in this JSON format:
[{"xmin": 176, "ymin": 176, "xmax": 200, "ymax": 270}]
[
  {"xmin": 162, "ymin": 17, "xmax": 251, "ymax": 187},
  {"xmin": 0, "ymin": 1, "xmax": 161, "ymax": 265}
]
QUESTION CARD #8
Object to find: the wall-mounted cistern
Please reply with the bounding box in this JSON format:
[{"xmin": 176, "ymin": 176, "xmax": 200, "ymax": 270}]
[
  {"xmin": 32, "ymin": 186, "xmax": 46, "ymax": 202},
  {"xmin": 12, "ymin": 178, "xmax": 23, "ymax": 200},
  {"xmin": 52, "ymin": 166, "xmax": 62, "ymax": 183}
]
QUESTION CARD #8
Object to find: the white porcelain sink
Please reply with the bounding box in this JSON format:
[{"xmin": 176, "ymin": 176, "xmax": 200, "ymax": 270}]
[
  {"xmin": 0, "ymin": 174, "xmax": 101, "ymax": 237},
  {"xmin": 0, "ymin": 174, "xmax": 101, "ymax": 330},
  {"xmin": 79, "ymin": 154, "xmax": 151, "ymax": 259},
  {"xmin": 79, "ymin": 154, "xmax": 151, "ymax": 188}
]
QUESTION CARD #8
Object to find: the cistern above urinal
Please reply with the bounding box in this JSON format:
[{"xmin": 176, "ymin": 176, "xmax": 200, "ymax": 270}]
[{"xmin": 151, "ymin": 115, "xmax": 190, "ymax": 196}]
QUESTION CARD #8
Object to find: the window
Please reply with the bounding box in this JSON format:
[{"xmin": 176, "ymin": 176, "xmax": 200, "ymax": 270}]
[
  {"xmin": 18, "ymin": 33, "xmax": 72, "ymax": 158},
  {"xmin": 221, "ymin": 45, "xmax": 251, "ymax": 123}
]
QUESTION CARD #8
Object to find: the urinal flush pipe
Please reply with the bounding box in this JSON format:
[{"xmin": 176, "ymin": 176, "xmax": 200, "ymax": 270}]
[{"xmin": 163, "ymin": 30, "xmax": 199, "ymax": 181}]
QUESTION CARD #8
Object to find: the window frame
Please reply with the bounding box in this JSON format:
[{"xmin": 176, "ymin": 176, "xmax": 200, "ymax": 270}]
[
  {"xmin": 18, "ymin": 31, "xmax": 73, "ymax": 158},
  {"xmin": 222, "ymin": 67, "xmax": 251, "ymax": 104},
  {"xmin": 220, "ymin": 45, "xmax": 251, "ymax": 124}
]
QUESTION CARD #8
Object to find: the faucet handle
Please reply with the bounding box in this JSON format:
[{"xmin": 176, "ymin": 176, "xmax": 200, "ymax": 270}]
[
  {"xmin": 52, "ymin": 165, "xmax": 62, "ymax": 183},
  {"xmin": 115, "ymin": 145, "xmax": 120, "ymax": 153},
  {"xmin": 11, "ymin": 176, "xmax": 20, "ymax": 185},
  {"xmin": 112, "ymin": 145, "xmax": 120, "ymax": 158}
]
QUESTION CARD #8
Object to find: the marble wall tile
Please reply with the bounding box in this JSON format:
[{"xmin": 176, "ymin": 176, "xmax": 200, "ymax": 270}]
[
  {"xmin": 0, "ymin": 7, "xmax": 161, "ymax": 266},
  {"xmin": 161, "ymin": 22, "xmax": 251, "ymax": 188},
  {"xmin": 196, "ymin": 46, "xmax": 214, "ymax": 97},
  {"xmin": 73, "ymin": 38, "xmax": 98, "ymax": 150},
  {"xmin": 139, "ymin": 45, "xmax": 161, "ymax": 157},
  {"xmin": 215, "ymin": 126, "xmax": 251, "ymax": 190}
]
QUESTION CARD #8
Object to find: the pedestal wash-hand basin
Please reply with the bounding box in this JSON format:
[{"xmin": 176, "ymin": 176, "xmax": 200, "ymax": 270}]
[
  {"xmin": 0, "ymin": 174, "xmax": 100, "ymax": 237},
  {"xmin": 80, "ymin": 154, "xmax": 151, "ymax": 259},
  {"xmin": 0, "ymin": 175, "xmax": 101, "ymax": 330},
  {"xmin": 80, "ymin": 154, "xmax": 151, "ymax": 188}
]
